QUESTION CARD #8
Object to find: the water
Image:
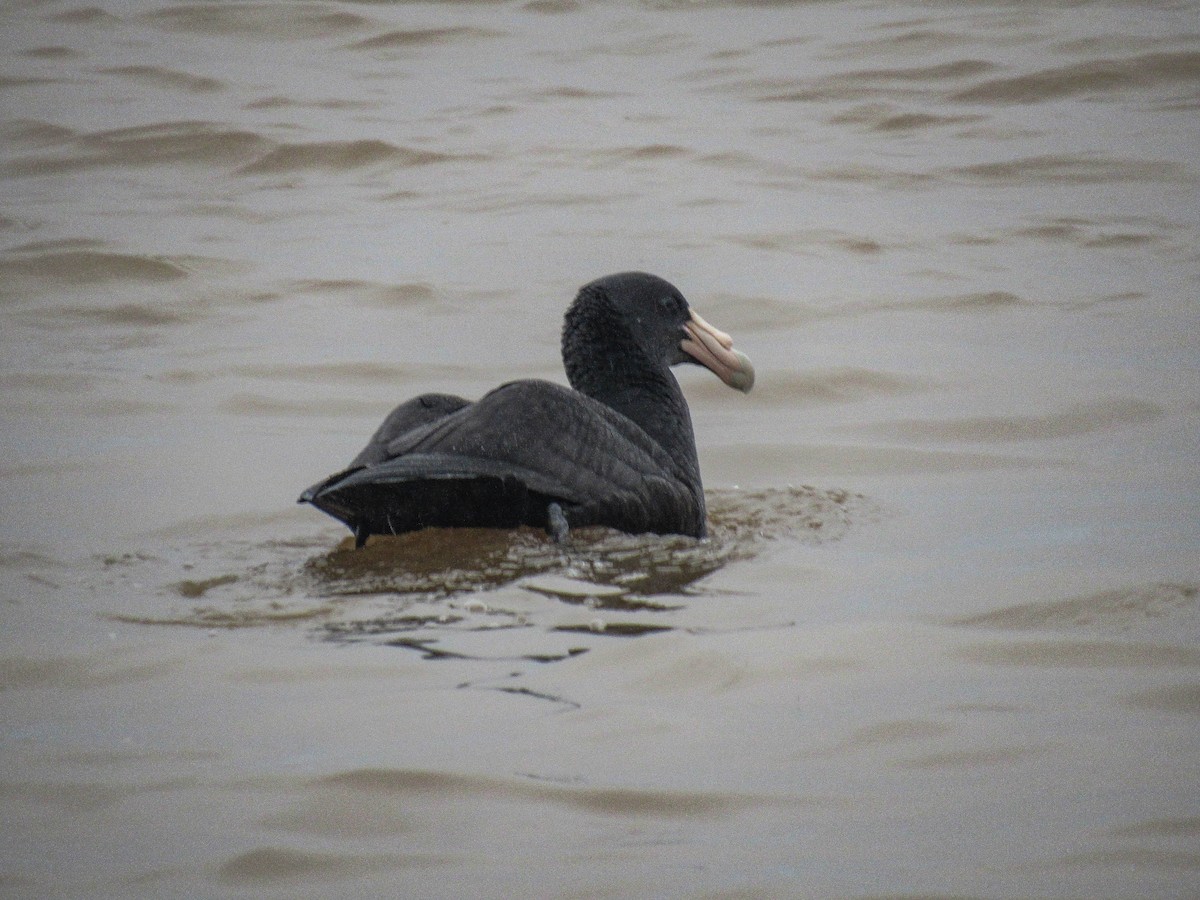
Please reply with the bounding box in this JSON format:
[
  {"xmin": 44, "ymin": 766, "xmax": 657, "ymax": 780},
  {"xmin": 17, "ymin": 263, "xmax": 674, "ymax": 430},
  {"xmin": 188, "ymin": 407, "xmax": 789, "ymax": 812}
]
[{"xmin": 2, "ymin": 1, "xmax": 1198, "ymax": 896}]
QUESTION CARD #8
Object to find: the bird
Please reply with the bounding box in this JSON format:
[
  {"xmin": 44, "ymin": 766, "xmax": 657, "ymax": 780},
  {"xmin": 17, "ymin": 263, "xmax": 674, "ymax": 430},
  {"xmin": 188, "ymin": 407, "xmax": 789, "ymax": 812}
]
[{"xmin": 299, "ymin": 271, "xmax": 754, "ymax": 547}]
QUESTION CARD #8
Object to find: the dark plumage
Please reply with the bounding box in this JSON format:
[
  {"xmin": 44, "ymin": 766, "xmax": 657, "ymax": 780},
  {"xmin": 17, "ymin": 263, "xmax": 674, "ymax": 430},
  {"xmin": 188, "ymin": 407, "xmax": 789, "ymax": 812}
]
[{"xmin": 299, "ymin": 272, "xmax": 754, "ymax": 546}]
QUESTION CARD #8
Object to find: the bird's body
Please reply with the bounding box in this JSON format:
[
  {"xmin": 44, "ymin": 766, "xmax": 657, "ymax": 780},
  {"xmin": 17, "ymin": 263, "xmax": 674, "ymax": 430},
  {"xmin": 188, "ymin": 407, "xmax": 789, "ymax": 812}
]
[{"xmin": 300, "ymin": 272, "xmax": 753, "ymax": 546}]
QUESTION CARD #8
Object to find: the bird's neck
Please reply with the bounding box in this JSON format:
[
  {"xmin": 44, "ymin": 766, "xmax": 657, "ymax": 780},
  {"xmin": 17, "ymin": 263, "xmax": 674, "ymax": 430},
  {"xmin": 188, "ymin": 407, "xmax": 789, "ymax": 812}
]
[{"xmin": 562, "ymin": 298, "xmax": 701, "ymax": 488}]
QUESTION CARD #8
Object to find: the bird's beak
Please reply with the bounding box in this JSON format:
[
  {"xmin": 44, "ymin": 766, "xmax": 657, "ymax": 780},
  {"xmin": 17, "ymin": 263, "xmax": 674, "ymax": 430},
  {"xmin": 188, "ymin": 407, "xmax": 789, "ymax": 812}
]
[{"xmin": 681, "ymin": 309, "xmax": 755, "ymax": 393}]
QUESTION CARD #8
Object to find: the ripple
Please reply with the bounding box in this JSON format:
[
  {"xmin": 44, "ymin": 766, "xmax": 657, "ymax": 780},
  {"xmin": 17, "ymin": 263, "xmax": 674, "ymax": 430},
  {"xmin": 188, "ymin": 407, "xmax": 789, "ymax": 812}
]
[
  {"xmin": 959, "ymin": 641, "xmax": 1200, "ymax": 669},
  {"xmin": 346, "ymin": 27, "xmax": 503, "ymax": 52},
  {"xmin": 18, "ymin": 46, "xmax": 81, "ymax": 60},
  {"xmin": 2, "ymin": 121, "xmax": 269, "ymax": 176},
  {"xmin": 0, "ymin": 119, "xmax": 76, "ymax": 146},
  {"xmin": 238, "ymin": 140, "xmax": 466, "ymax": 175},
  {"xmin": 94, "ymin": 486, "xmax": 868, "ymax": 648},
  {"xmin": 48, "ymin": 6, "xmax": 119, "ymax": 24},
  {"xmin": 947, "ymin": 154, "xmax": 1189, "ymax": 186},
  {"xmin": 231, "ymin": 359, "xmax": 436, "ymax": 384},
  {"xmin": 306, "ymin": 485, "xmax": 861, "ymax": 605},
  {"xmin": 1123, "ymin": 684, "xmax": 1200, "ymax": 716},
  {"xmin": 723, "ymin": 227, "xmax": 906, "ymax": 256},
  {"xmin": 850, "ymin": 398, "xmax": 1163, "ymax": 445},
  {"xmin": 218, "ymin": 847, "xmax": 411, "ymax": 885},
  {"xmin": 893, "ymin": 744, "xmax": 1051, "ymax": 770},
  {"xmin": 1011, "ymin": 216, "xmax": 1179, "ymax": 251},
  {"xmin": 219, "ymin": 393, "xmax": 388, "ymax": 417},
  {"xmin": 303, "ymin": 767, "xmax": 761, "ymax": 820},
  {"xmin": 749, "ymin": 368, "xmax": 927, "ymax": 406},
  {"xmin": 953, "ymin": 582, "xmax": 1197, "ymax": 633},
  {"xmin": 0, "ymin": 75, "xmax": 64, "ymax": 89},
  {"xmin": 830, "ymin": 104, "xmax": 982, "ymax": 133},
  {"xmin": 98, "ymin": 65, "xmax": 224, "ymax": 93},
  {"xmin": 953, "ymin": 51, "xmax": 1200, "ymax": 104},
  {"xmin": 284, "ymin": 278, "xmax": 437, "ymax": 307},
  {"xmin": 0, "ymin": 250, "xmax": 191, "ymax": 286},
  {"xmin": 57, "ymin": 302, "xmax": 196, "ymax": 326},
  {"xmin": 142, "ymin": 3, "xmax": 372, "ymax": 39},
  {"xmin": 595, "ymin": 143, "xmax": 690, "ymax": 162},
  {"xmin": 754, "ymin": 59, "xmax": 996, "ymax": 103}
]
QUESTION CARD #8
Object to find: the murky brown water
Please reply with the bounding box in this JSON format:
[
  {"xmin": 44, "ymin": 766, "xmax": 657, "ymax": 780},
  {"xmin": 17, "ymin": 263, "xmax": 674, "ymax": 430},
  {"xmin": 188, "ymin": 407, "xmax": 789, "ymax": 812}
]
[{"xmin": 2, "ymin": 1, "xmax": 1198, "ymax": 897}]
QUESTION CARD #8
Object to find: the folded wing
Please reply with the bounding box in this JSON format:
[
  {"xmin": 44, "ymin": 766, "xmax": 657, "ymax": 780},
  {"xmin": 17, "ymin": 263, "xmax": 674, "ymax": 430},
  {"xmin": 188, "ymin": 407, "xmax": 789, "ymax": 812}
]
[{"xmin": 301, "ymin": 380, "xmax": 704, "ymax": 541}]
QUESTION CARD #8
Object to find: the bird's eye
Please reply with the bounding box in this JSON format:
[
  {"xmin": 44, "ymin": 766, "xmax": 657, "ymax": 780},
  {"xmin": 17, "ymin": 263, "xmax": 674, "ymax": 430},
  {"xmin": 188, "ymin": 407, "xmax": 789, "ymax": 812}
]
[{"xmin": 659, "ymin": 294, "xmax": 682, "ymax": 315}]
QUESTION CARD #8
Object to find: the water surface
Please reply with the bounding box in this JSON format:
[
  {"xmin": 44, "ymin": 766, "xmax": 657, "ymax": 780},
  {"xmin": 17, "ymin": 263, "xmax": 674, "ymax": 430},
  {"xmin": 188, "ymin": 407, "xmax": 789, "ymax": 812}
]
[{"xmin": 1, "ymin": 1, "xmax": 1198, "ymax": 897}]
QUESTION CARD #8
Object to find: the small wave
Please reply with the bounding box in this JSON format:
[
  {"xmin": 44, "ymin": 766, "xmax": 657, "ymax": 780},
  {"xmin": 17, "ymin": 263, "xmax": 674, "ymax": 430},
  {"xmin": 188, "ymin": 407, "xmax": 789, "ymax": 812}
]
[
  {"xmin": 286, "ymin": 278, "xmax": 437, "ymax": 307},
  {"xmin": 99, "ymin": 65, "xmax": 224, "ymax": 93},
  {"xmin": 1109, "ymin": 818, "xmax": 1200, "ymax": 839},
  {"xmin": 1123, "ymin": 684, "xmax": 1200, "ymax": 716},
  {"xmin": 592, "ymin": 144, "xmax": 691, "ymax": 164},
  {"xmin": 243, "ymin": 95, "xmax": 372, "ymax": 112},
  {"xmin": 238, "ymin": 140, "xmax": 462, "ymax": 175},
  {"xmin": 0, "ymin": 653, "xmax": 179, "ymax": 691},
  {"xmin": 595, "ymin": 31, "xmax": 693, "ymax": 58},
  {"xmin": 347, "ymin": 26, "xmax": 503, "ymax": 51},
  {"xmin": 218, "ymin": 846, "xmax": 406, "ymax": 885},
  {"xmin": 1012, "ymin": 217, "xmax": 1173, "ymax": 251},
  {"xmin": 111, "ymin": 604, "xmax": 333, "ymax": 629},
  {"xmin": 723, "ymin": 228, "xmax": 903, "ymax": 256},
  {"xmin": 698, "ymin": 289, "xmax": 1031, "ymax": 326},
  {"xmin": 232, "ymin": 360, "xmax": 422, "ymax": 384},
  {"xmin": 806, "ymin": 164, "xmax": 934, "ymax": 189},
  {"xmin": 0, "ymin": 75, "xmax": 63, "ymax": 89},
  {"xmin": 448, "ymin": 191, "xmax": 632, "ymax": 214},
  {"xmin": 2, "ymin": 121, "xmax": 269, "ymax": 177},
  {"xmin": 59, "ymin": 302, "xmax": 194, "ymax": 326},
  {"xmin": 919, "ymin": 290, "xmax": 1032, "ymax": 311},
  {"xmin": 219, "ymin": 393, "xmax": 398, "ymax": 417},
  {"xmin": 168, "ymin": 359, "xmax": 474, "ymax": 389},
  {"xmin": 947, "ymin": 154, "xmax": 1189, "ymax": 186},
  {"xmin": 18, "ymin": 46, "xmax": 80, "ymax": 60},
  {"xmin": 7, "ymin": 237, "xmax": 103, "ymax": 253},
  {"xmin": 524, "ymin": 0, "xmax": 582, "ymax": 13},
  {"xmin": 0, "ymin": 547, "xmax": 64, "ymax": 572},
  {"xmin": 755, "ymin": 59, "xmax": 995, "ymax": 103},
  {"xmin": 848, "ymin": 59, "xmax": 997, "ymax": 82},
  {"xmin": 305, "ymin": 767, "xmax": 759, "ymax": 820},
  {"xmin": 48, "ymin": 6, "xmax": 117, "ymax": 24},
  {"xmin": 533, "ymin": 85, "xmax": 629, "ymax": 100},
  {"xmin": 958, "ymin": 640, "xmax": 1200, "ymax": 669},
  {"xmin": 0, "ymin": 120, "xmax": 76, "ymax": 146},
  {"xmin": 706, "ymin": 442, "xmax": 1058, "ymax": 478},
  {"xmin": 854, "ymin": 398, "xmax": 1163, "ymax": 444},
  {"xmin": 141, "ymin": 3, "xmax": 371, "ymax": 39},
  {"xmin": 689, "ymin": 290, "xmax": 822, "ymax": 331},
  {"xmin": 81, "ymin": 121, "xmax": 268, "ymax": 163},
  {"xmin": 1051, "ymin": 847, "xmax": 1200, "ymax": 871},
  {"xmin": 873, "ymin": 111, "xmax": 977, "ymax": 132},
  {"xmin": 892, "ymin": 744, "xmax": 1051, "ymax": 770},
  {"xmin": 830, "ymin": 104, "xmax": 982, "ymax": 133},
  {"xmin": 953, "ymin": 51, "xmax": 1200, "ymax": 104},
  {"xmin": 0, "ymin": 250, "xmax": 190, "ymax": 286},
  {"xmin": 953, "ymin": 582, "xmax": 1197, "ymax": 633},
  {"xmin": 749, "ymin": 368, "xmax": 927, "ymax": 406},
  {"xmin": 833, "ymin": 27, "xmax": 971, "ymax": 56}
]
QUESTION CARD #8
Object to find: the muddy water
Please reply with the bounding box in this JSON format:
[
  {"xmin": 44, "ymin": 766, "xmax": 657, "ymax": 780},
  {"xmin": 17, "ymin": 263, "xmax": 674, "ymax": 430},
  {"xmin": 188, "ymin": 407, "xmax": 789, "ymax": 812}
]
[{"xmin": 2, "ymin": 1, "xmax": 1199, "ymax": 897}]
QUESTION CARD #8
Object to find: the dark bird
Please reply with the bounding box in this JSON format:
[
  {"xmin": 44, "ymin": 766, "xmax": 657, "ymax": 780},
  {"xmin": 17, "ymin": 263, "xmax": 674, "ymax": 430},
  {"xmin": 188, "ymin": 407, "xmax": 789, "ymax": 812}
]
[{"xmin": 299, "ymin": 271, "xmax": 754, "ymax": 547}]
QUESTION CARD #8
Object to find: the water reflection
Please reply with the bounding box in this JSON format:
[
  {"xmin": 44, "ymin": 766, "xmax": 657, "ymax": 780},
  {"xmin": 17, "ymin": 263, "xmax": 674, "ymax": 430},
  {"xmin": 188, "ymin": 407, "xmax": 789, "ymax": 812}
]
[
  {"xmin": 309, "ymin": 485, "xmax": 863, "ymax": 646},
  {"xmin": 103, "ymin": 485, "xmax": 866, "ymax": 651}
]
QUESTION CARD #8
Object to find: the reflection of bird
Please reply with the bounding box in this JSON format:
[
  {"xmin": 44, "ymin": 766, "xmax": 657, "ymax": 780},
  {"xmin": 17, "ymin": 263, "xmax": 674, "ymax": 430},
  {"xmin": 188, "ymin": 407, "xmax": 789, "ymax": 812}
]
[{"xmin": 300, "ymin": 272, "xmax": 754, "ymax": 547}]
